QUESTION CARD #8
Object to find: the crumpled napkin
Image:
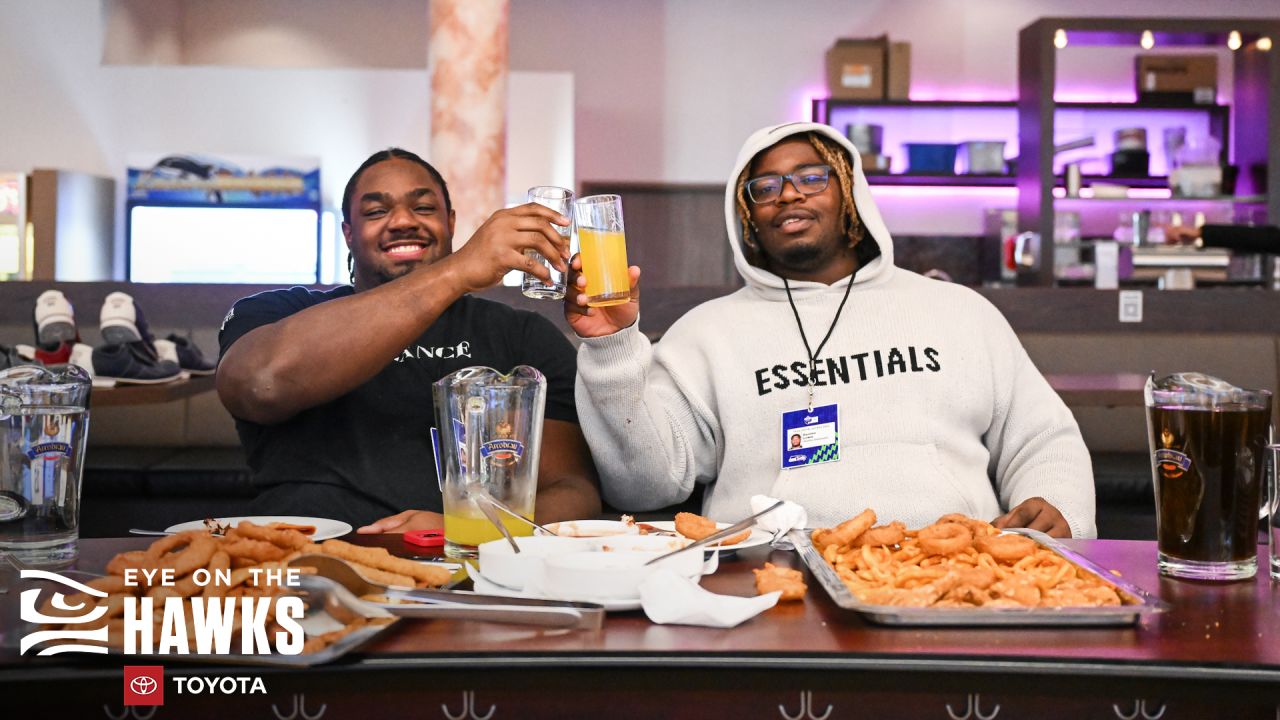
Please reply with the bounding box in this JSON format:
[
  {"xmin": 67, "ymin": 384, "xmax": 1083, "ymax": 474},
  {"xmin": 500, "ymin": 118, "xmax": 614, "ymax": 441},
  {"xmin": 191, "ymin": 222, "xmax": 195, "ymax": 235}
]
[
  {"xmin": 750, "ymin": 495, "xmax": 807, "ymax": 547},
  {"xmin": 638, "ymin": 568, "xmax": 779, "ymax": 628}
]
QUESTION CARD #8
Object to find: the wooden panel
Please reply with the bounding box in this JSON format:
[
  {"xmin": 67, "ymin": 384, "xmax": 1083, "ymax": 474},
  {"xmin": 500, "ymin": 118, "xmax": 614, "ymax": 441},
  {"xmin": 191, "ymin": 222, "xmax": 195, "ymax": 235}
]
[{"xmin": 581, "ymin": 181, "xmax": 738, "ymax": 288}]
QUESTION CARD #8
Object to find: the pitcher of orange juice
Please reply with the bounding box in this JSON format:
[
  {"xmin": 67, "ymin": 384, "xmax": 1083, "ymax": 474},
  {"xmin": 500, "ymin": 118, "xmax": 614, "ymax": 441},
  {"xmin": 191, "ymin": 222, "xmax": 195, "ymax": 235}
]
[{"xmin": 433, "ymin": 366, "xmax": 546, "ymax": 558}]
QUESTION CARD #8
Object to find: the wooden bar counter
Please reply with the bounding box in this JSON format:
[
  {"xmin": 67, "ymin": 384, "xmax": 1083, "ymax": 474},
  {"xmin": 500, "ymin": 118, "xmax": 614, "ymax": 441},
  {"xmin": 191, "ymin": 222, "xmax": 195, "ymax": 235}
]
[{"xmin": 2, "ymin": 535, "xmax": 1279, "ymax": 718}]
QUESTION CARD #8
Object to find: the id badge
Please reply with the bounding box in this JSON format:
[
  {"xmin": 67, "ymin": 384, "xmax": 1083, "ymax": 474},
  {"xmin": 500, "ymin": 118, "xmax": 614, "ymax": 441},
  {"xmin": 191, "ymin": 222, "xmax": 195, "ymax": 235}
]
[{"xmin": 781, "ymin": 403, "xmax": 840, "ymax": 469}]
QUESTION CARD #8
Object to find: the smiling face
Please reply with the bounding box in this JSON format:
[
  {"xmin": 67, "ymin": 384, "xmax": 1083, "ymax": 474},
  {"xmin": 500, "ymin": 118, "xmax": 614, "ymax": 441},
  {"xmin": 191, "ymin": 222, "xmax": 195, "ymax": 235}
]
[
  {"xmin": 342, "ymin": 158, "xmax": 456, "ymax": 290},
  {"xmin": 745, "ymin": 137, "xmax": 859, "ymax": 284}
]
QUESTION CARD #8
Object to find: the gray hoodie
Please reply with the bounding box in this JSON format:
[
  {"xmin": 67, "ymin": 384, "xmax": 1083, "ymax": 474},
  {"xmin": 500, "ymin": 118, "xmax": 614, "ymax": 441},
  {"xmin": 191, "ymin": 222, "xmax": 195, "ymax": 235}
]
[{"xmin": 574, "ymin": 122, "xmax": 1096, "ymax": 537}]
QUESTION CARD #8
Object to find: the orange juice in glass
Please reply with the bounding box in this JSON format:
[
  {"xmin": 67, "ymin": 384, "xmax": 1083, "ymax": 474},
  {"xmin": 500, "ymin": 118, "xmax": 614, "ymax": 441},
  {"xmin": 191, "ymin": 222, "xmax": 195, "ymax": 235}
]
[{"xmin": 573, "ymin": 194, "xmax": 631, "ymax": 307}]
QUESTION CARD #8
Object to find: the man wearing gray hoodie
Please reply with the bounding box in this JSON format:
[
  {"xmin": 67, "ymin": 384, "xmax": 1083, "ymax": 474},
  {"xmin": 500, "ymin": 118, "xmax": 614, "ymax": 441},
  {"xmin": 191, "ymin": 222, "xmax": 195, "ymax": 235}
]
[{"xmin": 564, "ymin": 122, "xmax": 1095, "ymax": 538}]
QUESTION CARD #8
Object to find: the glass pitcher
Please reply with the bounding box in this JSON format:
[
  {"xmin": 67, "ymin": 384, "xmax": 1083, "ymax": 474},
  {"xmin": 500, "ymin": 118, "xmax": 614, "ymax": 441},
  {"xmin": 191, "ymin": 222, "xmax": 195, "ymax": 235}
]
[
  {"xmin": 0, "ymin": 364, "xmax": 92, "ymax": 566},
  {"xmin": 1145, "ymin": 372, "xmax": 1272, "ymax": 581},
  {"xmin": 433, "ymin": 366, "xmax": 546, "ymax": 558}
]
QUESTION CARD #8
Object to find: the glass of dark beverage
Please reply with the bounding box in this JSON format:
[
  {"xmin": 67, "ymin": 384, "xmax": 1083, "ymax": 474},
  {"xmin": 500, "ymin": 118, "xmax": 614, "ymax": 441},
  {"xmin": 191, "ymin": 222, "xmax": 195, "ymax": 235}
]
[{"xmin": 1145, "ymin": 373, "xmax": 1272, "ymax": 581}]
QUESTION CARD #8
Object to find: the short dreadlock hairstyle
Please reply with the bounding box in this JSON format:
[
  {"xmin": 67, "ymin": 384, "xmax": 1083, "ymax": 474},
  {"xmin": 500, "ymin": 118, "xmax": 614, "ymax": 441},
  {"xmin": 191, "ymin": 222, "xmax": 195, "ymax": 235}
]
[{"xmin": 734, "ymin": 132, "xmax": 864, "ymax": 266}]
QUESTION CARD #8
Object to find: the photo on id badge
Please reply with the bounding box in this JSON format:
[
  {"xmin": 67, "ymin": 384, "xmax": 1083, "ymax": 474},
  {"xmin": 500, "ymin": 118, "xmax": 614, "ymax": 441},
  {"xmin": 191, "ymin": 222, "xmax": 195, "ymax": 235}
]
[{"xmin": 781, "ymin": 404, "xmax": 839, "ymax": 469}]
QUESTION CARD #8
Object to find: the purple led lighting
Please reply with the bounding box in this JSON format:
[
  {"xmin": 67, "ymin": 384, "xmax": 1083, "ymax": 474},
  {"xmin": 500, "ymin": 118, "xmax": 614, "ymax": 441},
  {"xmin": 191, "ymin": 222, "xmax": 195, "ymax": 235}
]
[
  {"xmin": 909, "ymin": 87, "xmax": 1015, "ymax": 102},
  {"xmin": 823, "ymin": 99, "xmax": 1218, "ymax": 177},
  {"xmin": 868, "ymin": 185, "xmax": 1017, "ymax": 199},
  {"xmin": 798, "ymin": 85, "xmax": 826, "ymax": 122}
]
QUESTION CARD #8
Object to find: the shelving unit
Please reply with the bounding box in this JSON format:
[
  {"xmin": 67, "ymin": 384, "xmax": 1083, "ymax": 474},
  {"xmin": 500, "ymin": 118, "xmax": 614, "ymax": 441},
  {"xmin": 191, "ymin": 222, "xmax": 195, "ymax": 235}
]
[
  {"xmin": 812, "ymin": 98, "xmax": 1231, "ymax": 189},
  {"xmin": 1016, "ymin": 17, "xmax": 1280, "ymax": 286}
]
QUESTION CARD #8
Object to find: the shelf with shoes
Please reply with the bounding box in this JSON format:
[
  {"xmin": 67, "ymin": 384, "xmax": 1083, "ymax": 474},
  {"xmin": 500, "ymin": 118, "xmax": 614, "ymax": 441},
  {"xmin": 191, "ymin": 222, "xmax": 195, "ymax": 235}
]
[
  {"xmin": 89, "ymin": 374, "xmax": 217, "ymax": 407},
  {"xmin": 6, "ymin": 288, "xmax": 221, "ymax": 405}
]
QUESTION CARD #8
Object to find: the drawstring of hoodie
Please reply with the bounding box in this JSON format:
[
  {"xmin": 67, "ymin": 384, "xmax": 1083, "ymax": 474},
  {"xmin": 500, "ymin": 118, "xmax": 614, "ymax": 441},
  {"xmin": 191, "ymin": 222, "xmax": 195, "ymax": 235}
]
[{"xmin": 783, "ymin": 271, "xmax": 857, "ymax": 412}]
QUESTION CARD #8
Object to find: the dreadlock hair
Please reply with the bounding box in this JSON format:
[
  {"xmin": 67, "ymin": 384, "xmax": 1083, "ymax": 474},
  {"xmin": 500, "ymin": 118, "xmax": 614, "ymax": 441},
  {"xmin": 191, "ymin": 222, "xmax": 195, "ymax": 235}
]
[
  {"xmin": 343, "ymin": 148, "xmax": 451, "ymax": 285},
  {"xmin": 734, "ymin": 131, "xmax": 864, "ymax": 267}
]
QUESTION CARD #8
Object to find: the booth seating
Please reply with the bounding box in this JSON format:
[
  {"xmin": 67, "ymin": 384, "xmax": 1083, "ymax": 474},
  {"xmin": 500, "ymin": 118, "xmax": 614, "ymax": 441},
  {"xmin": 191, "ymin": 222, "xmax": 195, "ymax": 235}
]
[{"xmin": 3, "ymin": 282, "xmax": 1277, "ymax": 540}]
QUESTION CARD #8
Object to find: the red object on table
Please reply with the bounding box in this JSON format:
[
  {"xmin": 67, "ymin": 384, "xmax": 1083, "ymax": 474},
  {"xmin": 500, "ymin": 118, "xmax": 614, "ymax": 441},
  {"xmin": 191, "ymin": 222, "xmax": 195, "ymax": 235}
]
[{"xmin": 403, "ymin": 528, "xmax": 445, "ymax": 548}]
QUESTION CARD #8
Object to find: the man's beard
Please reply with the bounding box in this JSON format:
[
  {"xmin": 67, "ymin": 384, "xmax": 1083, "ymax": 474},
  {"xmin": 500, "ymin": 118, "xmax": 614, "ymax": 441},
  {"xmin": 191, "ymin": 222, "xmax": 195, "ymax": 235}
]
[
  {"xmin": 771, "ymin": 241, "xmax": 827, "ymax": 273},
  {"xmin": 371, "ymin": 261, "xmax": 419, "ymax": 287}
]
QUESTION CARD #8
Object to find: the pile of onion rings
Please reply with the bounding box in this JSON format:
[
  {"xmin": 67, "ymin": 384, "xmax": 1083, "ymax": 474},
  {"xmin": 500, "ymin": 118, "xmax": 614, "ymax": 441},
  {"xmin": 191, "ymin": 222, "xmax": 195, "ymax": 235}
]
[{"xmin": 811, "ymin": 510, "xmax": 1127, "ymax": 609}]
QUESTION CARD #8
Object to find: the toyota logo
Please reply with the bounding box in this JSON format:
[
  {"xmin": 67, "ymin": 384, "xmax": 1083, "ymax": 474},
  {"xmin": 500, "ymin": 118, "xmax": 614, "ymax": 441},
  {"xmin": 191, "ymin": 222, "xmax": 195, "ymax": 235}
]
[{"xmin": 130, "ymin": 676, "xmax": 158, "ymax": 696}]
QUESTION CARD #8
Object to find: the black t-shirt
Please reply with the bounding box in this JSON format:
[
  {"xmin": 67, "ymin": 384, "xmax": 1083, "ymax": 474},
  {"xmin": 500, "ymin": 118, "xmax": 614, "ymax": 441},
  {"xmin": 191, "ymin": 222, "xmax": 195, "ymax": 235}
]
[{"xmin": 218, "ymin": 286, "xmax": 579, "ymax": 526}]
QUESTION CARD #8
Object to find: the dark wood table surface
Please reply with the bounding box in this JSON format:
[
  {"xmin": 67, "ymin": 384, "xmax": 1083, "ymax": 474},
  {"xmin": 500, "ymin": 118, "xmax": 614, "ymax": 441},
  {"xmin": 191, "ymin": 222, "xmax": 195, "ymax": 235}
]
[{"xmin": 2, "ymin": 535, "xmax": 1278, "ymax": 719}]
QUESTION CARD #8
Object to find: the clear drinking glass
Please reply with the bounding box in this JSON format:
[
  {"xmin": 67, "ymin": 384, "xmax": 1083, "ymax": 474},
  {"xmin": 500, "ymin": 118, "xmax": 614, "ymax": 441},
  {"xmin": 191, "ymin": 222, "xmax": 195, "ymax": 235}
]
[
  {"xmin": 0, "ymin": 364, "xmax": 92, "ymax": 567},
  {"xmin": 572, "ymin": 194, "xmax": 631, "ymax": 308},
  {"xmin": 521, "ymin": 186, "xmax": 572, "ymax": 300}
]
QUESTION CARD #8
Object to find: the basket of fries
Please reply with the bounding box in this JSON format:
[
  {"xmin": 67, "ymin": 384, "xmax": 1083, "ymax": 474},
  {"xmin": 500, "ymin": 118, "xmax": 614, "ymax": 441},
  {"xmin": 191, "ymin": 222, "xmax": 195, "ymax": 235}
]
[
  {"xmin": 794, "ymin": 510, "xmax": 1165, "ymax": 626},
  {"xmin": 21, "ymin": 522, "xmax": 456, "ymax": 665}
]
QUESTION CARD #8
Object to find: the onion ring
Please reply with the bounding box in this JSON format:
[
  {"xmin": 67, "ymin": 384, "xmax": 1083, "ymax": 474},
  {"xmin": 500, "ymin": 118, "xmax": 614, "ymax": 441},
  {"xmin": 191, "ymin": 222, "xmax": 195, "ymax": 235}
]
[
  {"xmin": 974, "ymin": 534, "xmax": 1037, "ymax": 564},
  {"xmin": 916, "ymin": 522, "xmax": 973, "ymax": 556},
  {"xmin": 828, "ymin": 509, "xmax": 876, "ymax": 546},
  {"xmin": 851, "ymin": 521, "xmax": 906, "ymax": 548}
]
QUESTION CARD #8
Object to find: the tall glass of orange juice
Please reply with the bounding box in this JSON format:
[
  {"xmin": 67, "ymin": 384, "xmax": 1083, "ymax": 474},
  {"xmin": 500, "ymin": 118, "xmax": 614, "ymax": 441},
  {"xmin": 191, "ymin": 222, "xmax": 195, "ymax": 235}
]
[{"xmin": 572, "ymin": 194, "xmax": 631, "ymax": 308}]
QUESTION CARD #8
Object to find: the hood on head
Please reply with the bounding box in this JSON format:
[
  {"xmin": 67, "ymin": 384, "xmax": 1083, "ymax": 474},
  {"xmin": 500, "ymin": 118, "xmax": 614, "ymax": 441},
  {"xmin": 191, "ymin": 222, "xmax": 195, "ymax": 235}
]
[{"xmin": 723, "ymin": 122, "xmax": 894, "ymax": 292}]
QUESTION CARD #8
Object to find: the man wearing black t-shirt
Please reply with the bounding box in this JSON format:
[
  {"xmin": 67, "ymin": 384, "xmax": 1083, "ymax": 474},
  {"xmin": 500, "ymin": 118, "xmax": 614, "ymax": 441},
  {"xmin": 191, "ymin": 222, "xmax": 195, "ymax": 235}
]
[{"xmin": 217, "ymin": 148, "xmax": 601, "ymax": 533}]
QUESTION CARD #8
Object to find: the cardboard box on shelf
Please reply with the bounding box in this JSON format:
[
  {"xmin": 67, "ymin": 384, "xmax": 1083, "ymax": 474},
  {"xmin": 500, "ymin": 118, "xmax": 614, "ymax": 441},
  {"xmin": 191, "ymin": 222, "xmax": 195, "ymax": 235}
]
[
  {"xmin": 826, "ymin": 36, "xmax": 887, "ymax": 100},
  {"xmin": 887, "ymin": 41, "xmax": 911, "ymax": 100},
  {"xmin": 1135, "ymin": 54, "xmax": 1218, "ymax": 104}
]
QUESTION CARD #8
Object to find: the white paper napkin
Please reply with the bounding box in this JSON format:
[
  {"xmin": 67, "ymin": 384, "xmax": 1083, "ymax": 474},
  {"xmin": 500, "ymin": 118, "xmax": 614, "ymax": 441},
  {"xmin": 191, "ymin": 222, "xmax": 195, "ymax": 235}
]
[
  {"xmin": 750, "ymin": 494, "xmax": 807, "ymax": 536},
  {"xmin": 639, "ymin": 568, "xmax": 779, "ymax": 628}
]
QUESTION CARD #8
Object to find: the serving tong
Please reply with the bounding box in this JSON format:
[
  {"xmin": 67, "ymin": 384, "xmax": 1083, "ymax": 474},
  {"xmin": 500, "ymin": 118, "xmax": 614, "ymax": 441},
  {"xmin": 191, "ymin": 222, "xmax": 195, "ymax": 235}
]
[{"xmin": 289, "ymin": 553, "xmax": 603, "ymax": 630}]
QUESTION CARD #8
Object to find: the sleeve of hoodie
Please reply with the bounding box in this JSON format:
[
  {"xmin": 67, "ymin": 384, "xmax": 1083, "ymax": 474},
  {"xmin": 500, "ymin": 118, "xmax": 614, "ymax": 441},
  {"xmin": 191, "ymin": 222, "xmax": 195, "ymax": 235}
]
[
  {"xmin": 981, "ymin": 304, "xmax": 1097, "ymax": 539},
  {"xmin": 573, "ymin": 320, "xmax": 720, "ymax": 512}
]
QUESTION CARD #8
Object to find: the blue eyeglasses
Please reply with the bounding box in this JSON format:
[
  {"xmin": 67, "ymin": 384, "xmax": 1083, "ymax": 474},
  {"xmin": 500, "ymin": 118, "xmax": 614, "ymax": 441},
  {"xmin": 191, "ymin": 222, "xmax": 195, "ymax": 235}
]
[{"xmin": 745, "ymin": 164, "xmax": 832, "ymax": 204}]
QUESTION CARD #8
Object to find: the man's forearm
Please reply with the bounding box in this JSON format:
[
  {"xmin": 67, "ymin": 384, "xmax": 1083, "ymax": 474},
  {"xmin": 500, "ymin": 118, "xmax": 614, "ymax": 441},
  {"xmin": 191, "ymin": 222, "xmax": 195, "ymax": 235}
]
[
  {"xmin": 535, "ymin": 477, "xmax": 603, "ymax": 524},
  {"xmin": 218, "ymin": 259, "xmax": 466, "ymax": 424}
]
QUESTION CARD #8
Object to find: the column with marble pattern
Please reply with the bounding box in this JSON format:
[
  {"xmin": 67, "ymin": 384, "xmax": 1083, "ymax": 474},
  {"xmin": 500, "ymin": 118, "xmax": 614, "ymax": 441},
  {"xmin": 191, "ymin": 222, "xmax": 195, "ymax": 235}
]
[{"xmin": 429, "ymin": 0, "xmax": 509, "ymax": 249}]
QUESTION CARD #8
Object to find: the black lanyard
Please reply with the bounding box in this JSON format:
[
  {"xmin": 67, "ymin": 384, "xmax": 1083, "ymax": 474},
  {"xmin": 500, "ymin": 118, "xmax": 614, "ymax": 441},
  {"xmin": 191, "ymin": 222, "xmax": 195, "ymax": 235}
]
[{"xmin": 783, "ymin": 271, "xmax": 856, "ymax": 411}]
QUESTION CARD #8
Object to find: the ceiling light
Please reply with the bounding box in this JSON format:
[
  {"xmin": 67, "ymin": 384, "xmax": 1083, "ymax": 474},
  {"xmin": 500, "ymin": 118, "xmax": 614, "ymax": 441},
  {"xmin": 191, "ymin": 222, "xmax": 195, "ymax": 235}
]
[
  {"xmin": 1140, "ymin": 30, "xmax": 1155, "ymax": 50},
  {"xmin": 1227, "ymin": 30, "xmax": 1242, "ymax": 51},
  {"xmin": 1256, "ymin": 36, "xmax": 1272, "ymax": 52},
  {"xmin": 1054, "ymin": 29, "xmax": 1068, "ymax": 49}
]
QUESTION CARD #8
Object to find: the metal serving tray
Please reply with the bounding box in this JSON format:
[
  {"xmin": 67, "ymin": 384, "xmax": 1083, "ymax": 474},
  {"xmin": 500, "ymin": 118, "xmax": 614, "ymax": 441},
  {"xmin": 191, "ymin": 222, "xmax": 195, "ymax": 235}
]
[{"xmin": 792, "ymin": 528, "xmax": 1166, "ymax": 627}]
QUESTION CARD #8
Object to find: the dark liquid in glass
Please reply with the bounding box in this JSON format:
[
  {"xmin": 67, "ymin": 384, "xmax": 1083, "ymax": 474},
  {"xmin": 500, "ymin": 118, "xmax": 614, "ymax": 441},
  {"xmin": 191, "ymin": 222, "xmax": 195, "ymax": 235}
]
[{"xmin": 1148, "ymin": 405, "xmax": 1269, "ymax": 564}]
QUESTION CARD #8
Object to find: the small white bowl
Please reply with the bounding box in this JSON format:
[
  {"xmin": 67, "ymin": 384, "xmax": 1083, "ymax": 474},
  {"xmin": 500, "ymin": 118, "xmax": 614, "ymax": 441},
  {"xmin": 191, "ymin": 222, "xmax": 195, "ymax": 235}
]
[
  {"xmin": 477, "ymin": 535, "xmax": 596, "ymax": 590},
  {"xmin": 541, "ymin": 520, "xmax": 638, "ymax": 538}
]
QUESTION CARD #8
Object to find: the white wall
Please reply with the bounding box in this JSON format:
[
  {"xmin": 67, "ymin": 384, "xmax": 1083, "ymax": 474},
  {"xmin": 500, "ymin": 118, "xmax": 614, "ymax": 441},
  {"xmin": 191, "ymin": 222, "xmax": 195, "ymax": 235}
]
[{"xmin": 1, "ymin": 0, "xmax": 1277, "ymax": 254}]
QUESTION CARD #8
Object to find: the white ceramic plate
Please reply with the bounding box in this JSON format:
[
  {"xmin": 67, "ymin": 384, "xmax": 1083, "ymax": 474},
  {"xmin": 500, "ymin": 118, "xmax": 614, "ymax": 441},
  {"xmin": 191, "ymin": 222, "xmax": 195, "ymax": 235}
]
[
  {"xmin": 539, "ymin": 520, "xmax": 638, "ymax": 538},
  {"xmin": 640, "ymin": 521, "xmax": 773, "ymax": 552},
  {"xmin": 165, "ymin": 515, "xmax": 354, "ymax": 541}
]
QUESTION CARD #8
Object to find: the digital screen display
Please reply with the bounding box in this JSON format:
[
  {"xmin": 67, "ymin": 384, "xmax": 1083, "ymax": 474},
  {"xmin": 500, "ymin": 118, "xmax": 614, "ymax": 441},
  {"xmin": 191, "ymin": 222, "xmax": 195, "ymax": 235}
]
[{"xmin": 129, "ymin": 206, "xmax": 318, "ymax": 283}]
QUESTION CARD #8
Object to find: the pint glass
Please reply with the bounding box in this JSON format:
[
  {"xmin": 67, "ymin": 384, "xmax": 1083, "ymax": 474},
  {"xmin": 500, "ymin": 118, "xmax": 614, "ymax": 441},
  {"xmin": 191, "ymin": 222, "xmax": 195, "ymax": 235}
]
[
  {"xmin": 0, "ymin": 364, "xmax": 92, "ymax": 567},
  {"xmin": 573, "ymin": 194, "xmax": 631, "ymax": 308},
  {"xmin": 1145, "ymin": 373, "xmax": 1272, "ymax": 581}
]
